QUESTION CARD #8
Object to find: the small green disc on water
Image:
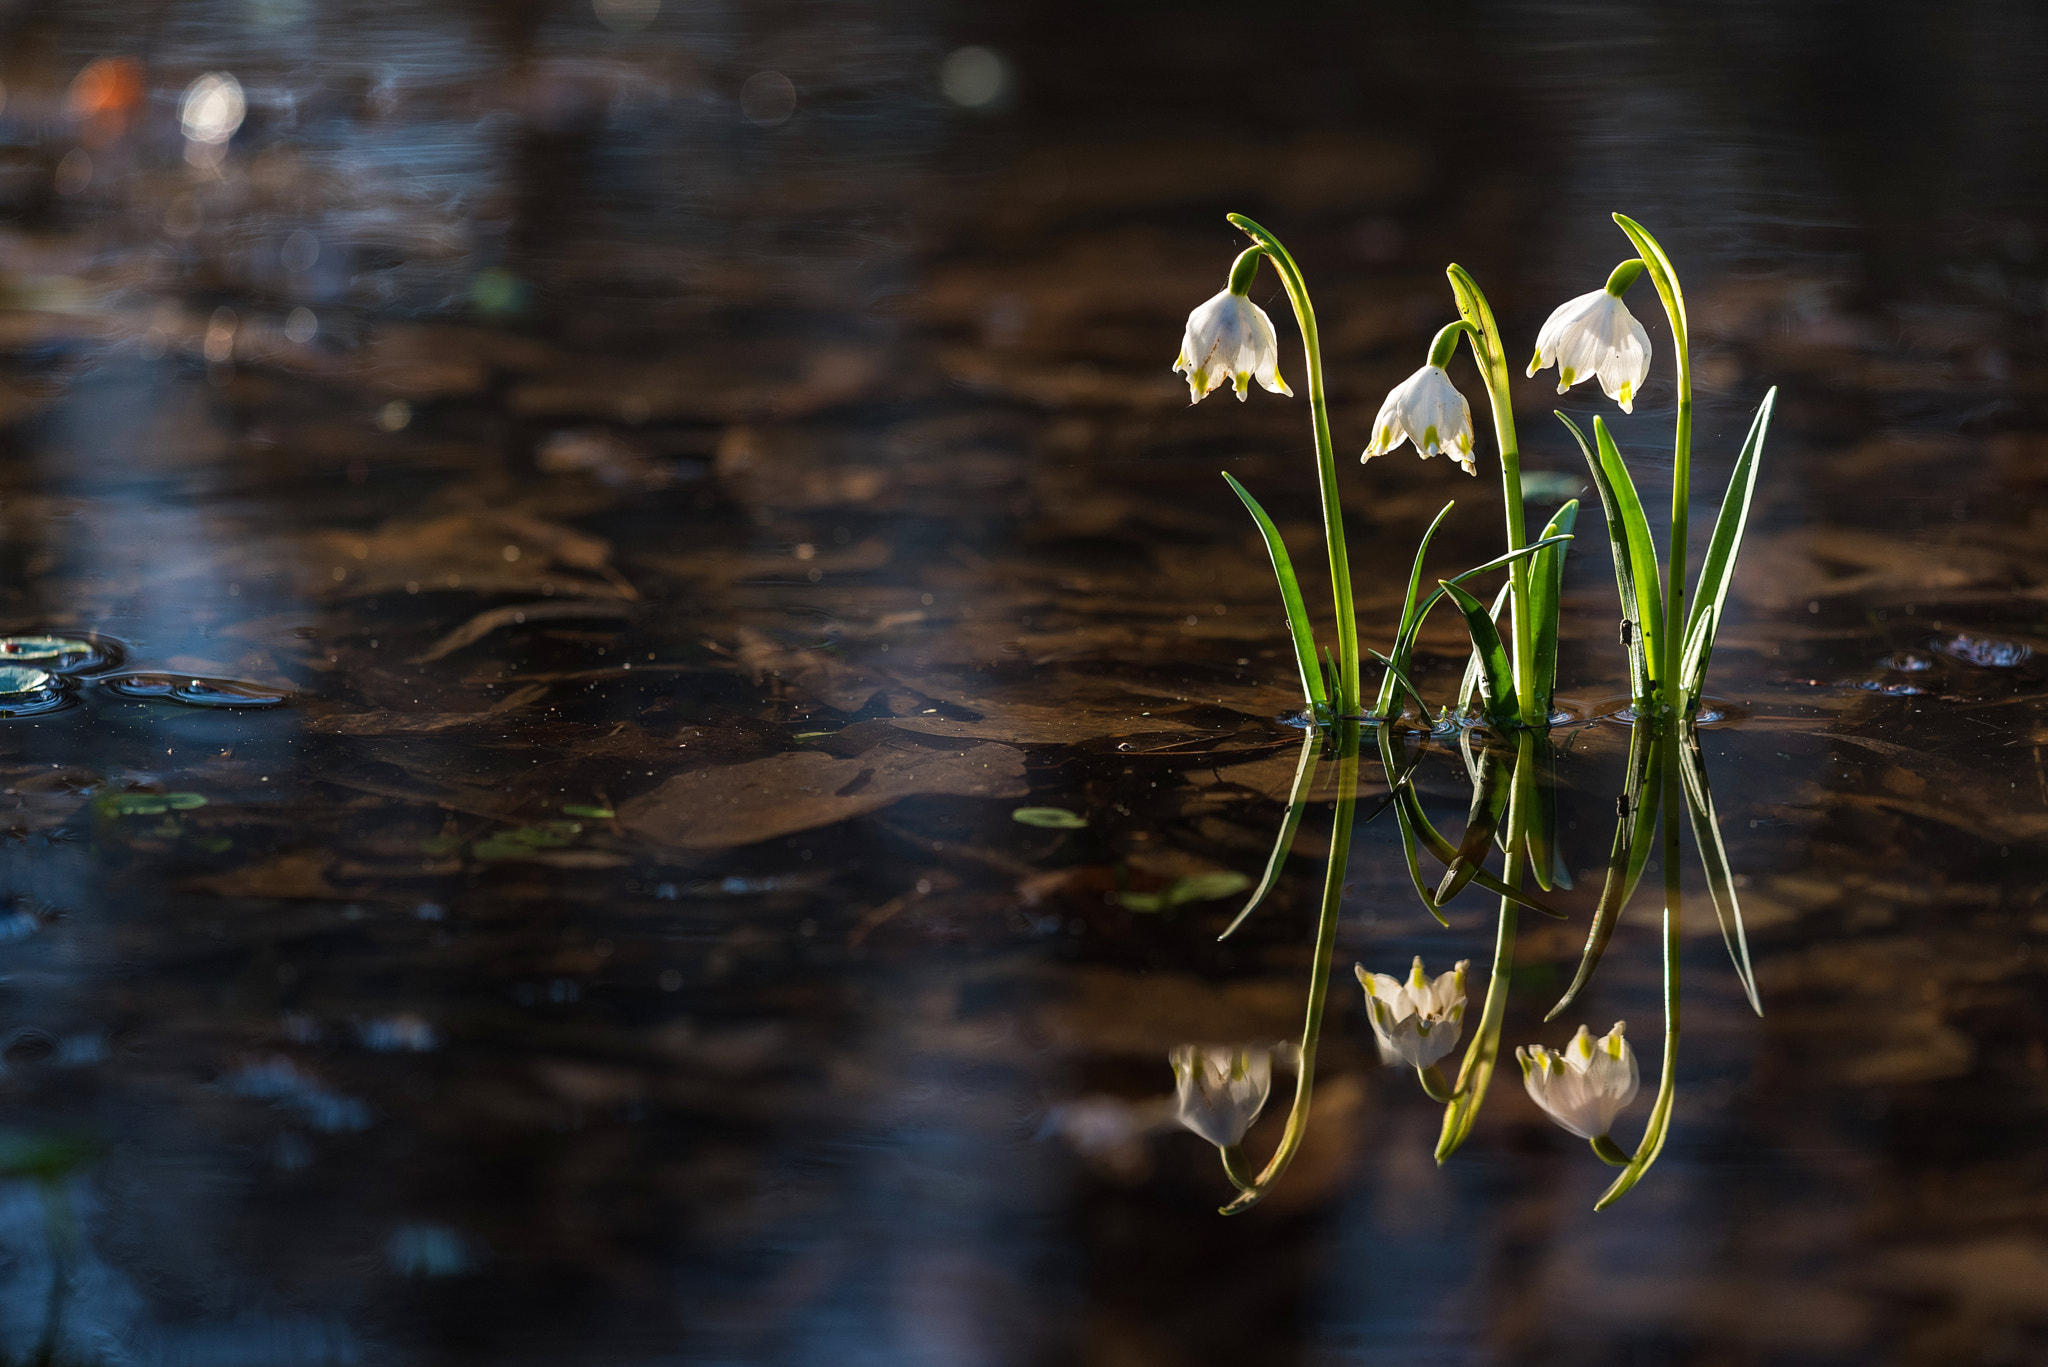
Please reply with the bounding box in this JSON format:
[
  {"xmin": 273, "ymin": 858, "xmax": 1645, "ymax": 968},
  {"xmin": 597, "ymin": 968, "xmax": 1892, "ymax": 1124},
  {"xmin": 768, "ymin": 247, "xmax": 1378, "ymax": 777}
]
[
  {"xmin": 1011, "ymin": 806, "xmax": 1088, "ymax": 829},
  {"xmin": 0, "ymin": 665, "xmax": 52, "ymax": 697},
  {"xmin": 0, "ymin": 636, "xmax": 89, "ymax": 662}
]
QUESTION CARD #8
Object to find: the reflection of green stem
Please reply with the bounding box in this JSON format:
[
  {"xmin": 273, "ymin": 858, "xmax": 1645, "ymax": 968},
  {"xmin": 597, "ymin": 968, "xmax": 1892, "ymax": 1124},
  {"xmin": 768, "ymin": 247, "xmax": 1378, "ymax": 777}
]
[
  {"xmin": 1228, "ymin": 214, "xmax": 1358, "ymax": 717},
  {"xmin": 31, "ymin": 1179, "xmax": 74, "ymax": 1367},
  {"xmin": 1446, "ymin": 266, "xmax": 1534, "ymax": 724},
  {"xmin": 1218, "ymin": 729, "xmax": 1321, "ymax": 941},
  {"xmin": 1219, "ymin": 722, "xmax": 1358, "ymax": 1214},
  {"xmin": 1436, "ymin": 865, "xmax": 1517, "ymax": 1162},
  {"xmin": 1595, "ymin": 721, "xmax": 1682, "ymax": 1208},
  {"xmin": 1436, "ymin": 728, "xmax": 1538, "ymax": 1158}
]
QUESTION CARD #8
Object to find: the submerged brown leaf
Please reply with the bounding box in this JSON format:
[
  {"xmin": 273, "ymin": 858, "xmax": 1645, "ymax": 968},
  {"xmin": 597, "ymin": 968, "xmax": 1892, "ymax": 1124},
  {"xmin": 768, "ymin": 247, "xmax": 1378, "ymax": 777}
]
[{"xmin": 618, "ymin": 736, "xmax": 1027, "ymax": 849}]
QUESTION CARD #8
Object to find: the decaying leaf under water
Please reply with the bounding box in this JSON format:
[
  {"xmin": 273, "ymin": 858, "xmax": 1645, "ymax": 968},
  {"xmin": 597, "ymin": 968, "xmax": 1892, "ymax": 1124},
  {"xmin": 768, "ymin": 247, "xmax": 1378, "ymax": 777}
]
[{"xmin": 618, "ymin": 735, "xmax": 1027, "ymax": 849}]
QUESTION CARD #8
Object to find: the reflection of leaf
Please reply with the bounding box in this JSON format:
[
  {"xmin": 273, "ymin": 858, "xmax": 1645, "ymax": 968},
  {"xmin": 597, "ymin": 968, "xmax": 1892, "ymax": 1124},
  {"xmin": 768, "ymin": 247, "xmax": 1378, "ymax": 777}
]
[
  {"xmin": 1679, "ymin": 730, "xmax": 1763, "ymax": 1016},
  {"xmin": 97, "ymin": 792, "xmax": 206, "ymax": 816},
  {"xmin": 561, "ymin": 804, "xmax": 614, "ymax": 820},
  {"xmin": 472, "ymin": 822, "xmax": 584, "ymax": 860},
  {"xmin": 1012, "ymin": 807, "xmax": 1087, "ymax": 829},
  {"xmin": 413, "ymin": 600, "xmax": 631, "ymax": 663},
  {"xmin": 618, "ymin": 736, "xmax": 1027, "ymax": 850},
  {"xmin": 1119, "ymin": 872, "xmax": 1252, "ymax": 913},
  {"xmin": 0, "ymin": 1130, "xmax": 99, "ymax": 1182}
]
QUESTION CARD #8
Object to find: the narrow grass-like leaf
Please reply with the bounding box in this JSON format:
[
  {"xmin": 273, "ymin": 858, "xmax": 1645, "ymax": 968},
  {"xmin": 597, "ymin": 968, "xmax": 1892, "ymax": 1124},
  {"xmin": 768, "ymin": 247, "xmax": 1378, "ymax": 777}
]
[
  {"xmin": 1680, "ymin": 604, "xmax": 1716, "ymax": 705},
  {"xmin": 1393, "ymin": 534, "xmax": 1576, "ymax": 668},
  {"xmin": 1559, "ymin": 414, "xmax": 1648, "ymax": 701},
  {"xmin": 1546, "ymin": 718, "xmax": 1660, "ymax": 1020},
  {"xmin": 1457, "ymin": 582, "xmax": 1512, "ymax": 721},
  {"xmin": 1440, "ymin": 580, "xmax": 1519, "ymax": 730},
  {"xmin": 1223, "ymin": 472, "xmax": 1326, "ymax": 714},
  {"xmin": 1680, "ymin": 388, "xmax": 1775, "ymax": 705},
  {"xmin": 1217, "ymin": 729, "xmax": 1320, "ymax": 941},
  {"xmin": 1678, "ymin": 727, "xmax": 1762, "ymax": 1015},
  {"xmin": 1592, "ymin": 417, "xmax": 1665, "ymax": 685},
  {"xmin": 1367, "ymin": 650, "xmax": 1433, "ymax": 724},
  {"xmin": 1378, "ymin": 501, "xmax": 1456, "ymax": 718},
  {"xmin": 1529, "ymin": 500, "xmax": 1580, "ymax": 712}
]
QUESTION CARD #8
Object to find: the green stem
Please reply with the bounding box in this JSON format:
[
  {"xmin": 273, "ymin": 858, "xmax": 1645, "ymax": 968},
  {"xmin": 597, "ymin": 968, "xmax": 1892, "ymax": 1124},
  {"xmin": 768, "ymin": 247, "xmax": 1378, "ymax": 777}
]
[
  {"xmin": 1612, "ymin": 215, "xmax": 1691, "ymax": 712},
  {"xmin": 1418, "ymin": 1064, "xmax": 1459, "ymax": 1103},
  {"xmin": 1220, "ymin": 721, "xmax": 1359, "ymax": 1214},
  {"xmin": 1229, "ymin": 214, "xmax": 1359, "ymax": 717},
  {"xmin": 1446, "ymin": 265, "xmax": 1536, "ymax": 725}
]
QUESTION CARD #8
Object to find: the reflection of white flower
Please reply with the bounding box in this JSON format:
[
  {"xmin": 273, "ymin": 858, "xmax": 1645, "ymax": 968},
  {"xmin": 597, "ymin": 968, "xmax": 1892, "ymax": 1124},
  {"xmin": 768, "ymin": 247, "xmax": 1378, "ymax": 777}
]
[
  {"xmin": 1173, "ymin": 290, "xmax": 1293, "ymax": 404},
  {"xmin": 1517, "ymin": 1021, "xmax": 1640, "ymax": 1139},
  {"xmin": 1167, "ymin": 1043, "xmax": 1283, "ymax": 1146},
  {"xmin": 1361, "ymin": 365, "xmax": 1477, "ymax": 473},
  {"xmin": 1527, "ymin": 289, "xmax": 1652, "ymax": 413},
  {"xmin": 1355, "ymin": 957, "xmax": 1469, "ymax": 1069}
]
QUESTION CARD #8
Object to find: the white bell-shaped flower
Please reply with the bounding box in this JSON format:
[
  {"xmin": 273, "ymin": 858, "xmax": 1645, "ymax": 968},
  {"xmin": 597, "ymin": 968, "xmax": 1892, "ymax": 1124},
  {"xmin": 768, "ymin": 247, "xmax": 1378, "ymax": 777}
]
[
  {"xmin": 1167, "ymin": 1043, "xmax": 1281, "ymax": 1147},
  {"xmin": 1517, "ymin": 1021, "xmax": 1640, "ymax": 1139},
  {"xmin": 1173, "ymin": 289, "xmax": 1293, "ymax": 404},
  {"xmin": 1355, "ymin": 956, "xmax": 1470, "ymax": 1069},
  {"xmin": 1361, "ymin": 365, "xmax": 1477, "ymax": 474},
  {"xmin": 1528, "ymin": 289, "xmax": 1652, "ymax": 413}
]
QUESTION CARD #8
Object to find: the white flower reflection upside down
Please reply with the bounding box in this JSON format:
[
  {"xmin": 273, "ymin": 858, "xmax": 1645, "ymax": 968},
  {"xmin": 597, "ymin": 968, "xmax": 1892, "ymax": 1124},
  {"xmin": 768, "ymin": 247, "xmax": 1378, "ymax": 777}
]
[
  {"xmin": 1527, "ymin": 286, "xmax": 1652, "ymax": 413},
  {"xmin": 1517, "ymin": 1021, "xmax": 1640, "ymax": 1140},
  {"xmin": 1355, "ymin": 956, "xmax": 1470, "ymax": 1070},
  {"xmin": 1167, "ymin": 1043, "xmax": 1281, "ymax": 1147},
  {"xmin": 1172, "ymin": 289, "xmax": 1293, "ymax": 405},
  {"xmin": 1361, "ymin": 363, "xmax": 1477, "ymax": 474}
]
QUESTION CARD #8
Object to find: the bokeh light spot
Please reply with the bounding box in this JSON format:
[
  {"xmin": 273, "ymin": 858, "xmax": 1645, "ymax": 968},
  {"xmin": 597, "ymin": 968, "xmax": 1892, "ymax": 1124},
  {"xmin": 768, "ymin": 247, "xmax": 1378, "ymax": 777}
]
[
  {"xmin": 940, "ymin": 46, "xmax": 1008, "ymax": 108},
  {"xmin": 740, "ymin": 71, "xmax": 796, "ymax": 127}
]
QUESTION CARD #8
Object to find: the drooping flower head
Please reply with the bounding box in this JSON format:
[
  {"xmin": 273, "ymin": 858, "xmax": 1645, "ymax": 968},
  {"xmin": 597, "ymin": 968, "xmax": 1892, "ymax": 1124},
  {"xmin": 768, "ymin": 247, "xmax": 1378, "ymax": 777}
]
[
  {"xmin": 1173, "ymin": 289, "xmax": 1293, "ymax": 405},
  {"xmin": 1361, "ymin": 365, "xmax": 1477, "ymax": 474},
  {"xmin": 1528, "ymin": 286, "xmax": 1652, "ymax": 413},
  {"xmin": 1517, "ymin": 1021, "xmax": 1640, "ymax": 1139},
  {"xmin": 1167, "ymin": 1043, "xmax": 1282, "ymax": 1147},
  {"xmin": 1355, "ymin": 957, "xmax": 1470, "ymax": 1069}
]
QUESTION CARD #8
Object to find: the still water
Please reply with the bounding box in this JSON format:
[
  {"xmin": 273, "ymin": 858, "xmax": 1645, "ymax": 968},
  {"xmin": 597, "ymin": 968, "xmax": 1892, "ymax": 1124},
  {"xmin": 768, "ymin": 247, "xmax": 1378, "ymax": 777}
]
[{"xmin": 0, "ymin": 1, "xmax": 2044, "ymax": 1363}]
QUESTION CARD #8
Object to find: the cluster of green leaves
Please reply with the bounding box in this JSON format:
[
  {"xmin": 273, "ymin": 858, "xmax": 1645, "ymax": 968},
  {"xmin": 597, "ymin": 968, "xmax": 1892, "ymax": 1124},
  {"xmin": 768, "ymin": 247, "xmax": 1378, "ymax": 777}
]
[{"xmin": 1560, "ymin": 391, "xmax": 1775, "ymax": 715}]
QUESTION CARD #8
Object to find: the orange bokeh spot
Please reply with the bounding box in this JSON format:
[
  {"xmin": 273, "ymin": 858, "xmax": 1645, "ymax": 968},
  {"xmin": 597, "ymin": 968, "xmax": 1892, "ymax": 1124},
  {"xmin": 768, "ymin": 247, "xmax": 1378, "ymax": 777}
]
[{"xmin": 66, "ymin": 56, "xmax": 144, "ymax": 145}]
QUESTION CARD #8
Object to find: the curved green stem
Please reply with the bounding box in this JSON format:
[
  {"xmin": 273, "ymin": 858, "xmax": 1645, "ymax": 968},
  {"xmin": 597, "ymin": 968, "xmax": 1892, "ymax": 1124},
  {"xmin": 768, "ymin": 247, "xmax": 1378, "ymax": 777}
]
[
  {"xmin": 1418, "ymin": 1064, "xmax": 1459, "ymax": 1103},
  {"xmin": 1589, "ymin": 1134, "xmax": 1632, "ymax": 1167},
  {"xmin": 1612, "ymin": 215, "xmax": 1691, "ymax": 712},
  {"xmin": 1229, "ymin": 215, "xmax": 1358, "ymax": 717},
  {"xmin": 1220, "ymin": 721, "xmax": 1359, "ymax": 1214},
  {"xmin": 1219, "ymin": 1143, "xmax": 1257, "ymax": 1192},
  {"xmin": 1446, "ymin": 265, "xmax": 1537, "ymax": 725},
  {"xmin": 1594, "ymin": 720, "xmax": 1683, "ymax": 1209}
]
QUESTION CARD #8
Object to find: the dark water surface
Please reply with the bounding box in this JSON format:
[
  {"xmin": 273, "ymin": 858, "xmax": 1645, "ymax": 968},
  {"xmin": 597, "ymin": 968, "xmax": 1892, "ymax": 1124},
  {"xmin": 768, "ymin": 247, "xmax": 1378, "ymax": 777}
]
[{"xmin": 0, "ymin": 2, "xmax": 2045, "ymax": 1363}]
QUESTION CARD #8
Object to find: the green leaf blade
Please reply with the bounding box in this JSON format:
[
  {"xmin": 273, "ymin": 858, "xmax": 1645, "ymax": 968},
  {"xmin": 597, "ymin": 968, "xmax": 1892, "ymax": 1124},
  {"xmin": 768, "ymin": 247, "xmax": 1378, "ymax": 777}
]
[
  {"xmin": 1440, "ymin": 580, "xmax": 1520, "ymax": 731},
  {"xmin": 1681, "ymin": 387, "xmax": 1776, "ymax": 705},
  {"xmin": 1223, "ymin": 472, "xmax": 1327, "ymax": 715}
]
